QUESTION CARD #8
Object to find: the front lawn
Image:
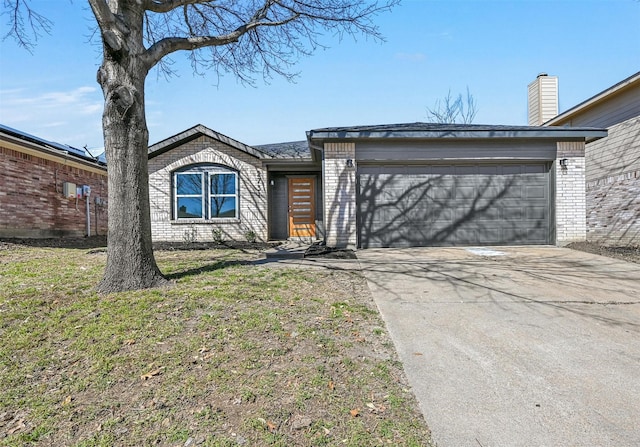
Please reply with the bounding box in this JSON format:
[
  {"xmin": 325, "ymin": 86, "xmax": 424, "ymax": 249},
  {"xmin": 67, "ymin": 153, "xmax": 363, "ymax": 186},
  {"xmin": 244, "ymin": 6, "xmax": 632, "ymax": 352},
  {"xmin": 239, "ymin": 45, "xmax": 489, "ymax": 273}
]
[{"xmin": 0, "ymin": 242, "xmax": 432, "ymax": 446}]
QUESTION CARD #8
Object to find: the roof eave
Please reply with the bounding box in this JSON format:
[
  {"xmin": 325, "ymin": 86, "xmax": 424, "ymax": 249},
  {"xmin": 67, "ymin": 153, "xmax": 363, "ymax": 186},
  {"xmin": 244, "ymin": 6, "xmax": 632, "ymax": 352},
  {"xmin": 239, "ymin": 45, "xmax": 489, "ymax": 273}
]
[
  {"xmin": 545, "ymin": 71, "xmax": 640, "ymax": 126},
  {"xmin": 262, "ymin": 158, "xmax": 315, "ymax": 165},
  {"xmin": 308, "ymin": 128, "xmax": 608, "ymax": 141},
  {"xmin": 0, "ymin": 132, "xmax": 107, "ymax": 171}
]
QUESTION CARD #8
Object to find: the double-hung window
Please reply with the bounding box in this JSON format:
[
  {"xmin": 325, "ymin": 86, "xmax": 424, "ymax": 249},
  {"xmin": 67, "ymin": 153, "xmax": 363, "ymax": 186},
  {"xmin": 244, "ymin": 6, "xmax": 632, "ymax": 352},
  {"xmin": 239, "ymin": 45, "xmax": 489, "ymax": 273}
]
[{"xmin": 174, "ymin": 166, "xmax": 238, "ymax": 220}]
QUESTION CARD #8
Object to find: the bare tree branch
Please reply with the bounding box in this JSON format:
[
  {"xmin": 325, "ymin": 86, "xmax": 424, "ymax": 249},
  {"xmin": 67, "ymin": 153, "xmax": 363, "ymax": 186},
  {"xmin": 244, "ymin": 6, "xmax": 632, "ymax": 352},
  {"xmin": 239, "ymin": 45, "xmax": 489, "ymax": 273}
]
[
  {"xmin": 144, "ymin": 0, "xmax": 206, "ymax": 14},
  {"xmin": 2, "ymin": 0, "xmax": 52, "ymax": 51},
  {"xmin": 427, "ymin": 87, "xmax": 478, "ymax": 124},
  {"xmin": 4, "ymin": 0, "xmax": 399, "ymax": 292},
  {"xmin": 138, "ymin": 0, "xmax": 398, "ymax": 83},
  {"xmin": 143, "ymin": 11, "xmax": 299, "ymax": 69}
]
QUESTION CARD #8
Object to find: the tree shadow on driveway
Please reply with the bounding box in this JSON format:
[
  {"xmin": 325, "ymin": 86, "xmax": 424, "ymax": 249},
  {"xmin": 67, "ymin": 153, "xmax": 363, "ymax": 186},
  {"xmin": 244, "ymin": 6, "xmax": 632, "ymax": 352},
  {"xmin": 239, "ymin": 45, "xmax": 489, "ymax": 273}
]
[{"xmin": 356, "ymin": 246, "xmax": 640, "ymax": 331}]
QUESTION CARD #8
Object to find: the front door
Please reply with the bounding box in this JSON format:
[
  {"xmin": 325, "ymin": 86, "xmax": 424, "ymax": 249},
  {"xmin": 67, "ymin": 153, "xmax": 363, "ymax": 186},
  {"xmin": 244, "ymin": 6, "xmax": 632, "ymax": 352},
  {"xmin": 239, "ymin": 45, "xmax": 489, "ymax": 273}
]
[{"xmin": 288, "ymin": 177, "xmax": 316, "ymax": 238}]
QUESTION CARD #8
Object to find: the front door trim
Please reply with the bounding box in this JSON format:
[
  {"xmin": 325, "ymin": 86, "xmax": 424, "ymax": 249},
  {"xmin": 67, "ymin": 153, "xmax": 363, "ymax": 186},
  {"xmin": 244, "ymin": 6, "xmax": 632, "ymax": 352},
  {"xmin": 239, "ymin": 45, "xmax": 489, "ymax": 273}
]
[{"xmin": 288, "ymin": 177, "xmax": 316, "ymax": 238}]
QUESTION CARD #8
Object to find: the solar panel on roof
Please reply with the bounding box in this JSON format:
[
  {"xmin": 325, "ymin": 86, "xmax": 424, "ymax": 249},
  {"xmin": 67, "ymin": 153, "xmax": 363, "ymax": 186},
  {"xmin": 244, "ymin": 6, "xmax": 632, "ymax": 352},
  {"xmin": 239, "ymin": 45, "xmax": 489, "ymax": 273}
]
[{"xmin": 0, "ymin": 123, "xmax": 103, "ymax": 163}]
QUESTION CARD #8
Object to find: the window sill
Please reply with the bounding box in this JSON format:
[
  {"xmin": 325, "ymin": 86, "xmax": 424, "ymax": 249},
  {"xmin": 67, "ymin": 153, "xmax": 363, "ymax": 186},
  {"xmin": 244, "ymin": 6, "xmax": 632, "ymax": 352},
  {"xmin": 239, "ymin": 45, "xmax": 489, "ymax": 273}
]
[{"xmin": 171, "ymin": 218, "xmax": 241, "ymax": 225}]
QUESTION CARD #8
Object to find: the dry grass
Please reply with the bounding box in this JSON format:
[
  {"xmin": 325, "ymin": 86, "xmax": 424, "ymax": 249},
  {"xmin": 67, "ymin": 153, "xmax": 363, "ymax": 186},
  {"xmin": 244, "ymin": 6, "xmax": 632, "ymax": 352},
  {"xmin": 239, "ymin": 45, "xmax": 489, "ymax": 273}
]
[{"xmin": 0, "ymin": 242, "xmax": 432, "ymax": 446}]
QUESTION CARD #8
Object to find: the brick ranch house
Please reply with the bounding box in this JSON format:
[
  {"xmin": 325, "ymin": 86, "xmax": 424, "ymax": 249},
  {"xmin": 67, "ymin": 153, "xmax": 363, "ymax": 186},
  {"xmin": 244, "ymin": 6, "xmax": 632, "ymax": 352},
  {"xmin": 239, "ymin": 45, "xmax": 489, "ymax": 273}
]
[
  {"xmin": 148, "ymin": 122, "xmax": 605, "ymax": 248},
  {"xmin": 541, "ymin": 71, "xmax": 640, "ymax": 246},
  {"xmin": 0, "ymin": 124, "xmax": 108, "ymax": 238}
]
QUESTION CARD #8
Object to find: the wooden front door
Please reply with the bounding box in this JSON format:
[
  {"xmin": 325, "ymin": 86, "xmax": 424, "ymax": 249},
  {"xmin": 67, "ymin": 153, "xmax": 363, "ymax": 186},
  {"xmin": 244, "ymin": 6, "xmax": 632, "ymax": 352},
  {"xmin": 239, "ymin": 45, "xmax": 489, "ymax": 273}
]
[{"xmin": 288, "ymin": 177, "xmax": 316, "ymax": 238}]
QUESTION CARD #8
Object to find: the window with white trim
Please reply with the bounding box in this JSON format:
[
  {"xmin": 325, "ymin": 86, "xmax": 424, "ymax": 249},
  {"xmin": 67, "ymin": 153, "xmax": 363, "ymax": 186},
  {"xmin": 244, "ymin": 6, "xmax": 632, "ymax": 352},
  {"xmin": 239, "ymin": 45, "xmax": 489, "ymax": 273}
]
[{"xmin": 174, "ymin": 166, "xmax": 238, "ymax": 219}]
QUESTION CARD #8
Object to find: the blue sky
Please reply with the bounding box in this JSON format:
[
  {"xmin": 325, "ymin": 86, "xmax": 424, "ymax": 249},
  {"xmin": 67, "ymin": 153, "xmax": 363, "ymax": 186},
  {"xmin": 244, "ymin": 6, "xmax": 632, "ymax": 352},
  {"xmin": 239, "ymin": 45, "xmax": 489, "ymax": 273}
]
[{"xmin": 1, "ymin": 0, "xmax": 639, "ymax": 153}]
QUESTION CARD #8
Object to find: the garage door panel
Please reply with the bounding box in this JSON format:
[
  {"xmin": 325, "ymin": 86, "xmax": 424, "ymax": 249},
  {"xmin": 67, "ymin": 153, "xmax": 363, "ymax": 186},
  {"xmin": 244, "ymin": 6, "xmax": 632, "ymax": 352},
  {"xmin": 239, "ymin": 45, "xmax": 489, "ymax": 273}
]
[
  {"xmin": 525, "ymin": 185, "xmax": 546, "ymax": 199},
  {"xmin": 526, "ymin": 206, "xmax": 547, "ymax": 220},
  {"xmin": 434, "ymin": 208, "xmax": 454, "ymax": 222},
  {"xmin": 476, "ymin": 165, "xmax": 500, "ymax": 175},
  {"xmin": 479, "ymin": 207, "xmax": 502, "ymax": 221},
  {"xmin": 527, "ymin": 227, "xmax": 549, "ymax": 242},
  {"xmin": 426, "ymin": 187, "xmax": 452, "ymax": 200},
  {"xmin": 451, "ymin": 228, "xmax": 475, "ymax": 243},
  {"xmin": 502, "ymin": 165, "xmax": 523, "ymax": 175},
  {"xmin": 479, "ymin": 228, "xmax": 503, "ymax": 244},
  {"xmin": 456, "ymin": 185, "xmax": 476, "ymax": 199},
  {"xmin": 502, "ymin": 186, "xmax": 523, "ymax": 199},
  {"xmin": 455, "ymin": 165, "xmax": 479, "ymax": 175},
  {"xmin": 525, "ymin": 164, "xmax": 547, "ymax": 174},
  {"xmin": 471, "ymin": 198, "xmax": 502, "ymax": 210},
  {"xmin": 481, "ymin": 185, "xmax": 512, "ymax": 198},
  {"xmin": 358, "ymin": 163, "xmax": 550, "ymax": 248},
  {"xmin": 502, "ymin": 206, "xmax": 524, "ymax": 220}
]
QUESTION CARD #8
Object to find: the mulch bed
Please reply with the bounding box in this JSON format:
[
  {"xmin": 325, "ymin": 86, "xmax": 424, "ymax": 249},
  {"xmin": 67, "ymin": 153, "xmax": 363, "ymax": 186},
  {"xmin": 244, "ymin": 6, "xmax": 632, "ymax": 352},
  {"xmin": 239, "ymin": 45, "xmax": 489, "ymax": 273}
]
[{"xmin": 565, "ymin": 241, "xmax": 640, "ymax": 264}]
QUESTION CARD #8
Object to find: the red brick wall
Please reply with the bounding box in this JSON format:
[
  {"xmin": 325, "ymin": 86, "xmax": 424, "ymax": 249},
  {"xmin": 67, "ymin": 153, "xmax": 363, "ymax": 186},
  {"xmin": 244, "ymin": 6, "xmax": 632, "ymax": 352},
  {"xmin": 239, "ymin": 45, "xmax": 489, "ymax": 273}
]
[{"xmin": 0, "ymin": 145, "xmax": 108, "ymax": 238}]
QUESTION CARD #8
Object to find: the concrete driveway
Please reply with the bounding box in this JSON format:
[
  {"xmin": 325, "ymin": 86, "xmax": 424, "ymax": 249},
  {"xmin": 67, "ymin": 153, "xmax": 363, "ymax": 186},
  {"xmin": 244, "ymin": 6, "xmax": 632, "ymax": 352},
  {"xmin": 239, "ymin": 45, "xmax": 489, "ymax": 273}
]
[{"xmin": 357, "ymin": 246, "xmax": 640, "ymax": 447}]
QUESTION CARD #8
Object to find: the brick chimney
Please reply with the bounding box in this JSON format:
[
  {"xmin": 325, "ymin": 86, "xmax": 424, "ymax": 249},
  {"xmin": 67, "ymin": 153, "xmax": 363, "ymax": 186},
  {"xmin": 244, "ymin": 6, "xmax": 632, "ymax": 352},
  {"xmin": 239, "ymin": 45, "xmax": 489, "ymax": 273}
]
[{"xmin": 528, "ymin": 73, "xmax": 558, "ymax": 125}]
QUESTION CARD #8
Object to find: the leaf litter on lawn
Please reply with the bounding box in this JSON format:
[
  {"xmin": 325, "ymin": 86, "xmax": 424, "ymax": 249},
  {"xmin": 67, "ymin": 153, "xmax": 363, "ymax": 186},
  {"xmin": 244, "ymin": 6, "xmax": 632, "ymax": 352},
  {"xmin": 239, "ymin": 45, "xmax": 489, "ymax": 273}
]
[{"xmin": 0, "ymin": 243, "xmax": 433, "ymax": 446}]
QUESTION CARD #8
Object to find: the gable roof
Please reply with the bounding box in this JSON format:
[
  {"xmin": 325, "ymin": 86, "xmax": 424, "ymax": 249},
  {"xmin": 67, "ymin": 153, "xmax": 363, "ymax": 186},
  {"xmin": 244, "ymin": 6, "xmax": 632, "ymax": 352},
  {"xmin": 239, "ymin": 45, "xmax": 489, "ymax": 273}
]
[
  {"xmin": 307, "ymin": 122, "xmax": 607, "ymax": 143},
  {"xmin": 544, "ymin": 71, "xmax": 640, "ymax": 126},
  {"xmin": 148, "ymin": 124, "xmax": 271, "ymax": 160},
  {"xmin": 0, "ymin": 123, "xmax": 107, "ymax": 169}
]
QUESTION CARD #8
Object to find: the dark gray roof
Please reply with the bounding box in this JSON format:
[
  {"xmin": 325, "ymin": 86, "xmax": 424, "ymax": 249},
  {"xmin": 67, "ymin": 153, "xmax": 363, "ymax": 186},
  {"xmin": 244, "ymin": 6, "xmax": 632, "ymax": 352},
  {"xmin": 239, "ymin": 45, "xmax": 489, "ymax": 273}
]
[
  {"xmin": 148, "ymin": 124, "xmax": 271, "ymax": 160},
  {"xmin": 307, "ymin": 122, "xmax": 607, "ymax": 142},
  {"xmin": 254, "ymin": 141, "xmax": 311, "ymax": 159},
  {"xmin": 0, "ymin": 123, "xmax": 107, "ymax": 166}
]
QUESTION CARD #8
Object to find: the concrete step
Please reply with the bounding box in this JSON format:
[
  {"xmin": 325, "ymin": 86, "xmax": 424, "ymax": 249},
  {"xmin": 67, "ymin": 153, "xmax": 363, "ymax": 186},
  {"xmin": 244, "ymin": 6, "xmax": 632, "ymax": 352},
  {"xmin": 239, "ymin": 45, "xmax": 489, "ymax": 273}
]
[{"xmin": 265, "ymin": 242, "xmax": 310, "ymax": 259}]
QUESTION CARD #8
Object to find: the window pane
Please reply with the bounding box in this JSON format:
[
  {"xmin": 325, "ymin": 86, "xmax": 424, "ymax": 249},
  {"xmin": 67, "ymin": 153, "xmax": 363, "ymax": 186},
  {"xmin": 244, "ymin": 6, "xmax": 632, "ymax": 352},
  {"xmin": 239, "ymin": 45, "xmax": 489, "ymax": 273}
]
[
  {"xmin": 177, "ymin": 197, "xmax": 203, "ymax": 218},
  {"xmin": 211, "ymin": 197, "xmax": 237, "ymax": 218},
  {"xmin": 210, "ymin": 173, "xmax": 236, "ymax": 195},
  {"xmin": 177, "ymin": 173, "xmax": 202, "ymax": 195}
]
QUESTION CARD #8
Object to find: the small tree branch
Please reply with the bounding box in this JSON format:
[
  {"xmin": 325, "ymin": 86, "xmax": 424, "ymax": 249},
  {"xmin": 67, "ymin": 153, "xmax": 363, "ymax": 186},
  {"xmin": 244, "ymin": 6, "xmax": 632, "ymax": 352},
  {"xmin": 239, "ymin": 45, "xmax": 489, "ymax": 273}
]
[
  {"xmin": 144, "ymin": 0, "xmax": 208, "ymax": 14},
  {"xmin": 427, "ymin": 87, "xmax": 478, "ymax": 124},
  {"xmin": 2, "ymin": 0, "xmax": 52, "ymax": 51},
  {"xmin": 143, "ymin": 13, "xmax": 298, "ymax": 69}
]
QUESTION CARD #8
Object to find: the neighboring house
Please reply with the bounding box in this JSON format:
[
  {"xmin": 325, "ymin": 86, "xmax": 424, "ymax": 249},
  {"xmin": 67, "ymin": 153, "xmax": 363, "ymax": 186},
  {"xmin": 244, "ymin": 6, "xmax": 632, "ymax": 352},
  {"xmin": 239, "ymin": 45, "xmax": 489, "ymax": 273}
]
[
  {"xmin": 0, "ymin": 124, "xmax": 108, "ymax": 238},
  {"xmin": 148, "ymin": 122, "xmax": 605, "ymax": 248},
  {"xmin": 540, "ymin": 72, "xmax": 640, "ymax": 246}
]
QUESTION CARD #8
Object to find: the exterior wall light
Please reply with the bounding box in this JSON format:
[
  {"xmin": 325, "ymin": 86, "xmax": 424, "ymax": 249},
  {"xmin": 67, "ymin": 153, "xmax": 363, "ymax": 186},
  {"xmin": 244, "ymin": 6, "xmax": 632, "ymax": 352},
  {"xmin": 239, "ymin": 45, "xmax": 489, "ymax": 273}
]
[
  {"xmin": 346, "ymin": 158, "xmax": 354, "ymax": 168},
  {"xmin": 559, "ymin": 158, "xmax": 568, "ymax": 167}
]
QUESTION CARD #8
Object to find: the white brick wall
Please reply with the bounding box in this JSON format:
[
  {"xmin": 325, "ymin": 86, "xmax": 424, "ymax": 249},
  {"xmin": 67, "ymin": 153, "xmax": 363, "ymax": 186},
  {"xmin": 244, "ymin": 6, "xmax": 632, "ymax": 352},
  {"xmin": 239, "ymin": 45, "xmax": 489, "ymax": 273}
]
[
  {"xmin": 555, "ymin": 141, "xmax": 587, "ymax": 245},
  {"xmin": 323, "ymin": 142, "xmax": 357, "ymax": 247},
  {"xmin": 148, "ymin": 136, "xmax": 268, "ymax": 242}
]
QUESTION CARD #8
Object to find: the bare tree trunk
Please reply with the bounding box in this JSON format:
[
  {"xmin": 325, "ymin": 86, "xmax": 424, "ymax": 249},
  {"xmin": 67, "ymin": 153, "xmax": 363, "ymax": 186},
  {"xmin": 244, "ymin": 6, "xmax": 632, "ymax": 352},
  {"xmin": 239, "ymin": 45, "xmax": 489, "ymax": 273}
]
[{"xmin": 96, "ymin": 27, "xmax": 167, "ymax": 293}]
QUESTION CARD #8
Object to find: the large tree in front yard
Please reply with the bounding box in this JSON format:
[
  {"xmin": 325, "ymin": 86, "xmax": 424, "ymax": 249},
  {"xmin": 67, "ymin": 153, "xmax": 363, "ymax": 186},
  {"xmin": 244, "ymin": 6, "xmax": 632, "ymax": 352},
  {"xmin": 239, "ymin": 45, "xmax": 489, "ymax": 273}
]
[{"xmin": 4, "ymin": 0, "xmax": 398, "ymax": 292}]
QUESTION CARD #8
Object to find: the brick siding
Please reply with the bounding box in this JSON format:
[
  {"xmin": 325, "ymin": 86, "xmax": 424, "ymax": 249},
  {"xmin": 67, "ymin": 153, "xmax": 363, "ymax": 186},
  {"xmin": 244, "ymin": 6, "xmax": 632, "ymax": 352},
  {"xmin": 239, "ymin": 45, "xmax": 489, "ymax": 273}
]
[
  {"xmin": 322, "ymin": 142, "xmax": 357, "ymax": 247},
  {"xmin": 555, "ymin": 141, "xmax": 587, "ymax": 244},
  {"xmin": 0, "ymin": 144, "xmax": 108, "ymax": 238},
  {"xmin": 584, "ymin": 118, "xmax": 640, "ymax": 246},
  {"xmin": 148, "ymin": 136, "xmax": 268, "ymax": 242},
  {"xmin": 586, "ymin": 174, "xmax": 640, "ymax": 246}
]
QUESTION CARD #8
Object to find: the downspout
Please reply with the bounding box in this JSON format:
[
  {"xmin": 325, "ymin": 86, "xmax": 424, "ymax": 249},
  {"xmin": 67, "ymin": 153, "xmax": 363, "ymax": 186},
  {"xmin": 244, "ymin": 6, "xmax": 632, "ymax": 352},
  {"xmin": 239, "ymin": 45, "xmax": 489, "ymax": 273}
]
[{"xmin": 86, "ymin": 194, "xmax": 91, "ymax": 237}]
